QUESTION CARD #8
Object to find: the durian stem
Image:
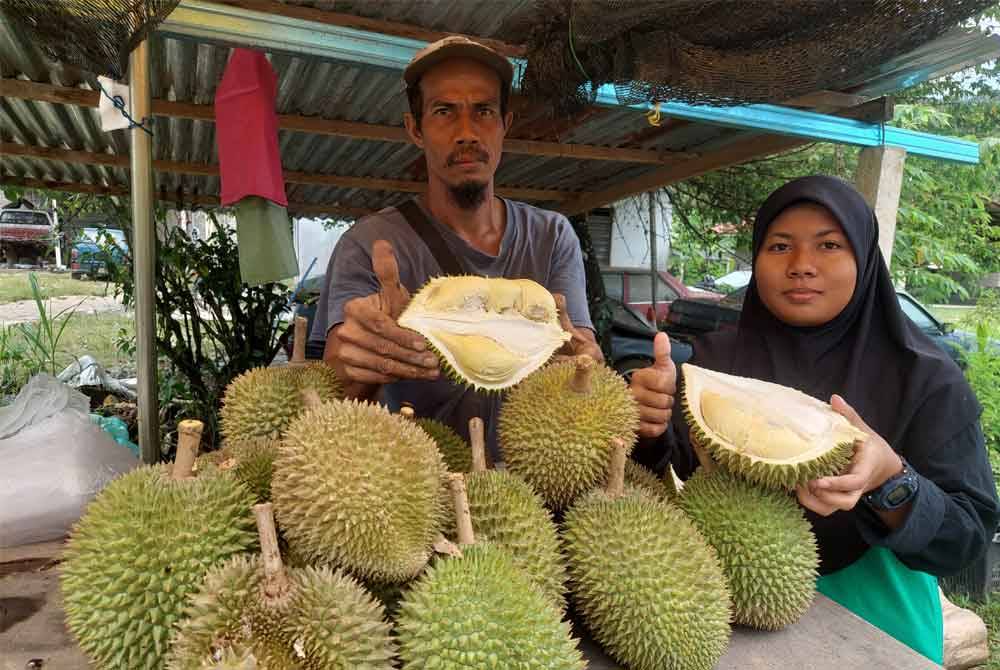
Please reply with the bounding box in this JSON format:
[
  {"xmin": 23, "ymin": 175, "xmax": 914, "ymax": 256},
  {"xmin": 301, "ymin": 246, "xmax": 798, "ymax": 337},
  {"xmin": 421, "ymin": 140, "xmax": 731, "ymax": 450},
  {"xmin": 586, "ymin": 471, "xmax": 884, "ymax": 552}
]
[
  {"xmin": 253, "ymin": 503, "xmax": 291, "ymax": 603},
  {"xmin": 172, "ymin": 420, "xmax": 203, "ymax": 480},
  {"xmin": 689, "ymin": 428, "xmax": 717, "ymax": 474},
  {"xmin": 399, "ymin": 403, "xmax": 415, "ymax": 420},
  {"xmin": 469, "ymin": 417, "xmax": 487, "ymax": 473},
  {"xmin": 605, "ymin": 438, "xmax": 627, "ymax": 499},
  {"xmin": 300, "ymin": 388, "xmax": 323, "ymax": 410},
  {"xmin": 289, "ymin": 315, "xmax": 308, "ymax": 366},
  {"xmin": 568, "ymin": 355, "xmax": 595, "ymax": 394},
  {"xmin": 448, "ymin": 473, "xmax": 475, "ymax": 546}
]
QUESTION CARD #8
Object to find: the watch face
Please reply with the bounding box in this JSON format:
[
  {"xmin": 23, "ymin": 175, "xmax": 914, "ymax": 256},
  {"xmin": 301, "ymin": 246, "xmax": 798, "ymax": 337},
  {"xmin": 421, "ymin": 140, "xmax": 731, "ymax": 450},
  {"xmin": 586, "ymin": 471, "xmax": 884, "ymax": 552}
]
[{"xmin": 886, "ymin": 484, "xmax": 911, "ymax": 506}]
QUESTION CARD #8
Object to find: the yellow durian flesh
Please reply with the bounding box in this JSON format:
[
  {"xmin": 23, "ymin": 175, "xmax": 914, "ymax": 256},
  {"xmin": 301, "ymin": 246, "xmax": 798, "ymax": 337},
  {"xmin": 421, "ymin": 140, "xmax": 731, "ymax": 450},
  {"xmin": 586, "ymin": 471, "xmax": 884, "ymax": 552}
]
[
  {"xmin": 398, "ymin": 276, "xmax": 570, "ymax": 390},
  {"xmin": 682, "ymin": 363, "xmax": 867, "ymax": 490}
]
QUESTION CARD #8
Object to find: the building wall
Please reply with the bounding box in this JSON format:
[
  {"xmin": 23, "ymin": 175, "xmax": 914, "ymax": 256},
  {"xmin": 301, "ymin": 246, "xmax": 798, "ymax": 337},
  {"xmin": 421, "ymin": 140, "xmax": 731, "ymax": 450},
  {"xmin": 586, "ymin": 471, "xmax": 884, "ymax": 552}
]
[
  {"xmin": 608, "ymin": 192, "xmax": 672, "ymax": 271},
  {"xmin": 293, "ymin": 217, "xmax": 352, "ymax": 283}
]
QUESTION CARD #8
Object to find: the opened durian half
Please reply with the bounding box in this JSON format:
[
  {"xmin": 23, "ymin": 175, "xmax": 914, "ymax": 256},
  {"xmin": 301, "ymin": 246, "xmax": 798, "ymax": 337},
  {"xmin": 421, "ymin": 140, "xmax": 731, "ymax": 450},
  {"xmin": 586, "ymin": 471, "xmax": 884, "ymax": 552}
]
[
  {"xmin": 681, "ymin": 363, "xmax": 866, "ymax": 490},
  {"xmin": 398, "ymin": 276, "xmax": 571, "ymax": 391}
]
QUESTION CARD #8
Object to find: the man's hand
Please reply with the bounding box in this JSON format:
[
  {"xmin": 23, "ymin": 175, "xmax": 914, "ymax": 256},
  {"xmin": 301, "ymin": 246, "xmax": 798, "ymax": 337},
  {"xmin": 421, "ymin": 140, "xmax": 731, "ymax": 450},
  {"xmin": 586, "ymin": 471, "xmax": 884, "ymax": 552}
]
[
  {"xmin": 552, "ymin": 293, "xmax": 604, "ymax": 363},
  {"xmin": 325, "ymin": 240, "xmax": 439, "ymax": 398},
  {"xmin": 628, "ymin": 332, "xmax": 676, "ymax": 439},
  {"xmin": 796, "ymin": 394, "xmax": 907, "ymax": 525}
]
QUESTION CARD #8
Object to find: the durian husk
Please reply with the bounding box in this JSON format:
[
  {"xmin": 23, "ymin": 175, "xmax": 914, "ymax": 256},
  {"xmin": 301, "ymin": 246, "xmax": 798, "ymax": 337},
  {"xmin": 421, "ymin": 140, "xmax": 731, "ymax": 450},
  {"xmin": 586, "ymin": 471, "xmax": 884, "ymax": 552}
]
[
  {"xmin": 398, "ymin": 275, "xmax": 571, "ymax": 391},
  {"xmin": 415, "ymin": 417, "xmax": 472, "ymax": 473},
  {"xmin": 272, "ymin": 399, "xmax": 447, "ymax": 583},
  {"xmin": 681, "ymin": 363, "xmax": 864, "ymax": 490},
  {"xmin": 395, "ymin": 542, "xmax": 585, "ymax": 670},
  {"xmin": 167, "ymin": 555, "xmax": 396, "ymax": 669},
  {"xmin": 200, "ymin": 437, "xmax": 278, "ymax": 503},
  {"xmin": 499, "ymin": 357, "xmax": 640, "ymax": 509},
  {"xmin": 563, "ymin": 487, "xmax": 732, "ymax": 670},
  {"xmin": 61, "ymin": 465, "xmax": 258, "ymax": 670},
  {"xmin": 677, "ymin": 468, "xmax": 819, "ymax": 630}
]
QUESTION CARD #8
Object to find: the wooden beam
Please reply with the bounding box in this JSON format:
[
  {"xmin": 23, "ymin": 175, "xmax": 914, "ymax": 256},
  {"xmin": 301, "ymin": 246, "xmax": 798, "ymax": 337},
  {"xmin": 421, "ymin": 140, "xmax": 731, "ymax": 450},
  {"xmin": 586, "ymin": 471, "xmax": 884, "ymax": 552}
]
[
  {"xmin": 0, "ymin": 175, "xmax": 371, "ymax": 218},
  {"xmin": 558, "ymin": 134, "xmax": 812, "ymax": 217},
  {"xmin": 1, "ymin": 142, "xmax": 577, "ymax": 202},
  {"xmin": 1, "ymin": 79, "xmax": 679, "ymax": 165},
  {"xmin": 210, "ymin": 0, "xmax": 526, "ymax": 58}
]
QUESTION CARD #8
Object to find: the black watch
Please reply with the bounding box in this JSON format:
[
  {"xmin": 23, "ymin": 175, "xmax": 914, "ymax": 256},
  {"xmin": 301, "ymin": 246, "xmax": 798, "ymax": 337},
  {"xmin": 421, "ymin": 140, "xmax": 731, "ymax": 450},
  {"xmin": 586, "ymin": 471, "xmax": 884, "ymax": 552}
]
[{"xmin": 863, "ymin": 457, "xmax": 919, "ymax": 511}]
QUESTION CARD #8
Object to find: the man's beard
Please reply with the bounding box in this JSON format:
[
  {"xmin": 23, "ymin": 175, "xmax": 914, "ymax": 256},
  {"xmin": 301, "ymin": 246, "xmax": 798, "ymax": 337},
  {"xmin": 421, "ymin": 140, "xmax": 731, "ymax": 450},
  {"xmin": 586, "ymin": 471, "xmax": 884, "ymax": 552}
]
[{"xmin": 448, "ymin": 180, "xmax": 488, "ymax": 210}]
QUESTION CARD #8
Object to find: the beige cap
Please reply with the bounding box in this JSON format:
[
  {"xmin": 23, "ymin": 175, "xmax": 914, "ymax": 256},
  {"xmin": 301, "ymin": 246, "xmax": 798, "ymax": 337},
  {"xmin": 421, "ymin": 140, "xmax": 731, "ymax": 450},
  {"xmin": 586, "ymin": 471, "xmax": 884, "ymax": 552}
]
[{"xmin": 403, "ymin": 35, "xmax": 514, "ymax": 92}]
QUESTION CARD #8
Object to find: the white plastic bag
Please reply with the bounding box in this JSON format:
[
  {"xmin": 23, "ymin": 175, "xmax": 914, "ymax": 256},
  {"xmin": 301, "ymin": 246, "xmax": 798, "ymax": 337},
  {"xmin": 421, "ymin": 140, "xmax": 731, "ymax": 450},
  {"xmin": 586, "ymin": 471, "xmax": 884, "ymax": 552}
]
[
  {"xmin": 0, "ymin": 412, "xmax": 139, "ymax": 548},
  {"xmin": 0, "ymin": 373, "xmax": 90, "ymax": 439}
]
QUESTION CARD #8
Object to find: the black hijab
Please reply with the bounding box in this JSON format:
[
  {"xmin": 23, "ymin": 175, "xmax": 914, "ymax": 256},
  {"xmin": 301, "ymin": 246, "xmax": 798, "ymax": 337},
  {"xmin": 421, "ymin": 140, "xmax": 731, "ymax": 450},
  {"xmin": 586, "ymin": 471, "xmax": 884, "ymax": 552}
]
[{"xmin": 690, "ymin": 175, "xmax": 981, "ymax": 574}]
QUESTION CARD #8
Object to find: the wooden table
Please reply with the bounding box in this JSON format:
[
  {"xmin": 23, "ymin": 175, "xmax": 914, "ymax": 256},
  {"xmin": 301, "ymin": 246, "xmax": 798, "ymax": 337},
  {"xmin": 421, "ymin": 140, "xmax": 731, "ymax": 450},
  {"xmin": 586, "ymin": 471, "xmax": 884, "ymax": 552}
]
[{"xmin": 1, "ymin": 541, "xmax": 941, "ymax": 669}]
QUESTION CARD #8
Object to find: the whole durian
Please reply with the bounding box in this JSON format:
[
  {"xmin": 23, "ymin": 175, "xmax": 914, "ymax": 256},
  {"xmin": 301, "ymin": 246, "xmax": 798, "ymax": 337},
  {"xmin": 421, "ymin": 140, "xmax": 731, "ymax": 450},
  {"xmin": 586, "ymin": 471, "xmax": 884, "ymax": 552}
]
[
  {"xmin": 198, "ymin": 647, "xmax": 257, "ymax": 670},
  {"xmin": 168, "ymin": 504, "xmax": 396, "ymax": 670},
  {"xmin": 677, "ymin": 468, "xmax": 818, "ymax": 630},
  {"xmin": 396, "ymin": 474, "xmax": 584, "ymax": 670},
  {"xmin": 220, "ymin": 364, "xmax": 343, "ymax": 442},
  {"xmin": 397, "ymin": 275, "xmax": 571, "ymax": 391},
  {"xmin": 681, "ymin": 363, "xmax": 864, "ymax": 489},
  {"xmin": 201, "ymin": 437, "xmax": 278, "ymax": 503},
  {"xmin": 459, "ymin": 418, "xmax": 567, "ymax": 610},
  {"xmin": 500, "ymin": 355, "xmax": 640, "ymax": 509},
  {"xmin": 416, "ymin": 416, "xmax": 472, "ymax": 473},
  {"xmin": 272, "ymin": 398, "xmax": 446, "ymax": 583},
  {"xmin": 622, "ymin": 459, "xmax": 677, "ymax": 501},
  {"xmin": 61, "ymin": 421, "xmax": 257, "ymax": 670},
  {"xmin": 562, "ymin": 441, "xmax": 731, "ymax": 670}
]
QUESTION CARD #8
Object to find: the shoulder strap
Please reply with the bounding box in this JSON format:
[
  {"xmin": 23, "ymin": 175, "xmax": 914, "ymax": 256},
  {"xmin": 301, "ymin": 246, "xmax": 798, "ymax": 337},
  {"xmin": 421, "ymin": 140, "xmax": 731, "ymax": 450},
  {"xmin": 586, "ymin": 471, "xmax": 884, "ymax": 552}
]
[{"xmin": 397, "ymin": 199, "xmax": 466, "ymax": 276}]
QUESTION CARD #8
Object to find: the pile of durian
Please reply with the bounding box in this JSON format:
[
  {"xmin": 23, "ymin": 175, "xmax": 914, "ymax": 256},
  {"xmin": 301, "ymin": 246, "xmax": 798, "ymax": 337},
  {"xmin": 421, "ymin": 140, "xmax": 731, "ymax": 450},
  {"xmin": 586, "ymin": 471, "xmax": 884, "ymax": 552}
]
[{"xmin": 60, "ymin": 282, "xmax": 865, "ymax": 670}]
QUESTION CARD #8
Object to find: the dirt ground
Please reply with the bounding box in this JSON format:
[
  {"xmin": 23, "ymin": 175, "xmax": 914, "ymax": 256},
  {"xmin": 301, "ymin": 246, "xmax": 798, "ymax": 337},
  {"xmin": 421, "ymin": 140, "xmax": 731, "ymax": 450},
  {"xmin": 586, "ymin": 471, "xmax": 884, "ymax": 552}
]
[{"xmin": 0, "ymin": 294, "xmax": 125, "ymax": 324}]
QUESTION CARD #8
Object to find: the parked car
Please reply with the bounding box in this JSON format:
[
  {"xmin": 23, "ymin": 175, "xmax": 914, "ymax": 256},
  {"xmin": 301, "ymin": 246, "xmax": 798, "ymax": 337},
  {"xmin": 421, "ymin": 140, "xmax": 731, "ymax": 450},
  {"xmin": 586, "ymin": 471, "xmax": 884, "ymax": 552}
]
[
  {"xmin": 282, "ymin": 274, "xmax": 692, "ymax": 381},
  {"xmin": 70, "ymin": 227, "xmax": 128, "ymax": 279},
  {"xmin": 664, "ymin": 285, "xmax": 996, "ymax": 368},
  {"xmin": 0, "ymin": 205, "xmax": 54, "ymax": 266},
  {"xmin": 601, "ymin": 266, "xmax": 722, "ymax": 324}
]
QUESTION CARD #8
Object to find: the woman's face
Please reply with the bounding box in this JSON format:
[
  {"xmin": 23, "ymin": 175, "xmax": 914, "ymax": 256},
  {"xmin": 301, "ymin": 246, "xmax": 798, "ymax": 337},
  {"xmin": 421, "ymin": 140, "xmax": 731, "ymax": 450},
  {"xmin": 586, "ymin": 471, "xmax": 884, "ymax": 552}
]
[{"xmin": 754, "ymin": 203, "xmax": 858, "ymax": 327}]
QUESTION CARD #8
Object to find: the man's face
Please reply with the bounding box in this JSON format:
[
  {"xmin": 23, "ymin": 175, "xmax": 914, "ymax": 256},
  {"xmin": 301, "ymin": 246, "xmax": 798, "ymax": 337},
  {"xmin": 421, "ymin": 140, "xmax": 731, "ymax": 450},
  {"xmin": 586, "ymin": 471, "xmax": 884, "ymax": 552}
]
[{"xmin": 404, "ymin": 58, "xmax": 512, "ymax": 204}]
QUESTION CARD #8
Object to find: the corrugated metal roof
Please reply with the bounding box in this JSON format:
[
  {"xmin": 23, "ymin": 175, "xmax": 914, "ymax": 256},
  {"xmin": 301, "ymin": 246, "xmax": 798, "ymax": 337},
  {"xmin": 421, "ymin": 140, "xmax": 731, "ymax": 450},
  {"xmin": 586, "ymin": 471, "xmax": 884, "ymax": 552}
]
[{"xmin": 1, "ymin": 2, "xmax": 997, "ymax": 217}]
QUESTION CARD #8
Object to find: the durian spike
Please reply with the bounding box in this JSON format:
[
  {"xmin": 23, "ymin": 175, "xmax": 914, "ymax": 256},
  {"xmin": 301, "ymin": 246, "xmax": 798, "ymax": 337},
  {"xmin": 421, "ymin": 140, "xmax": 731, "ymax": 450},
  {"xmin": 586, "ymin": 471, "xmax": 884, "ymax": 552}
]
[
  {"xmin": 172, "ymin": 420, "xmax": 204, "ymax": 480},
  {"xmin": 400, "ymin": 403, "xmax": 415, "ymax": 420},
  {"xmin": 568, "ymin": 354, "xmax": 595, "ymax": 394},
  {"xmin": 300, "ymin": 387, "xmax": 323, "ymax": 410},
  {"xmin": 469, "ymin": 417, "xmax": 487, "ymax": 473},
  {"xmin": 448, "ymin": 473, "xmax": 475, "ymax": 546},
  {"xmin": 253, "ymin": 503, "xmax": 291, "ymax": 603},
  {"xmin": 289, "ymin": 316, "xmax": 308, "ymax": 367},
  {"xmin": 689, "ymin": 427, "xmax": 717, "ymax": 474},
  {"xmin": 605, "ymin": 437, "xmax": 627, "ymax": 499}
]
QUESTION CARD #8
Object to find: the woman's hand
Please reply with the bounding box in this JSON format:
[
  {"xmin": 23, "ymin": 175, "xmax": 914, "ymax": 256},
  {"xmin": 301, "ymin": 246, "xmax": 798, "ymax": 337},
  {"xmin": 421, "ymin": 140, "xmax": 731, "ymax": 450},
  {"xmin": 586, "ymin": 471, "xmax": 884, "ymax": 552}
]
[
  {"xmin": 628, "ymin": 333, "xmax": 676, "ymax": 439},
  {"xmin": 796, "ymin": 394, "xmax": 904, "ymax": 518}
]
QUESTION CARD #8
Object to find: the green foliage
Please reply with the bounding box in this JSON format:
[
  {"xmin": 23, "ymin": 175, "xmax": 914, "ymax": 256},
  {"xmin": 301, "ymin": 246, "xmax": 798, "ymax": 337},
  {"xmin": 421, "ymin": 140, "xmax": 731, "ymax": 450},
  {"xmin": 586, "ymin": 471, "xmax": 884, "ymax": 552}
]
[
  {"xmin": 961, "ymin": 291, "xmax": 1000, "ymax": 452},
  {"xmin": 14, "ymin": 273, "xmax": 81, "ymax": 377},
  {"xmin": 0, "ymin": 323, "xmax": 38, "ymax": 396},
  {"xmin": 108, "ymin": 221, "xmax": 291, "ymax": 455}
]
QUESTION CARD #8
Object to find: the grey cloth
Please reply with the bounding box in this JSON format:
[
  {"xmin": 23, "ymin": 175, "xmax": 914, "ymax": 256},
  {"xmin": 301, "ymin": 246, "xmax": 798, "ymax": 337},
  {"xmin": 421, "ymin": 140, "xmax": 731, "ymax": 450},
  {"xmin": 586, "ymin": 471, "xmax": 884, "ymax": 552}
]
[{"xmin": 311, "ymin": 197, "xmax": 593, "ymax": 462}]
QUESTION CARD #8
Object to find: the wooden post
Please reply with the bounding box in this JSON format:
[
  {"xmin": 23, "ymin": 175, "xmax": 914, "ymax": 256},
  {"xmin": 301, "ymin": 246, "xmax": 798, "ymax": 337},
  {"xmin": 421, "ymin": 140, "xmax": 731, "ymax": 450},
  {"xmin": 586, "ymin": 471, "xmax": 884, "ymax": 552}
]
[
  {"xmin": 855, "ymin": 146, "xmax": 907, "ymax": 266},
  {"xmin": 290, "ymin": 315, "xmax": 308, "ymax": 366}
]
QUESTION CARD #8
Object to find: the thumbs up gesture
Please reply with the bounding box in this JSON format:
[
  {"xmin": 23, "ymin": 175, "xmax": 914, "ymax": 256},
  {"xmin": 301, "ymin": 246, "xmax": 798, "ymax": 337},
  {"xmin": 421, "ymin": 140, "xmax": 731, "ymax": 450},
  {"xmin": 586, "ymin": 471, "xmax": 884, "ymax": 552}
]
[{"xmin": 628, "ymin": 332, "xmax": 677, "ymax": 439}]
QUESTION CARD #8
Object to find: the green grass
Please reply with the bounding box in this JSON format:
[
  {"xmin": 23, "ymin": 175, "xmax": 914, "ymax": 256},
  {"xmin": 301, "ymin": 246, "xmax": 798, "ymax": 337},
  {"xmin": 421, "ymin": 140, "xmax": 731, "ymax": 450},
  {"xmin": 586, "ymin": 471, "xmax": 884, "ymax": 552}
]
[
  {"xmin": 52, "ymin": 312, "xmax": 135, "ymax": 373},
  {"xmin": 929, "ymin": 304, "xmax": 975, "ymax": 325},
  {"xmin": 0, "ymin": 271, "xmax": 114, "ymax": 303}
]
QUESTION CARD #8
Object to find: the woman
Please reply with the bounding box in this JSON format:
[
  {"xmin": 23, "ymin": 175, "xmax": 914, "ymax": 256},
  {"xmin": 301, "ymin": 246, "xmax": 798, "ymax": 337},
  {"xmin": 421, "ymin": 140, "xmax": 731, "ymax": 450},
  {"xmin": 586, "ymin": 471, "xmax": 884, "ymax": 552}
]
[{"xmin": 632, "ymin": 175, "xmax": 998, "ymax": 662}]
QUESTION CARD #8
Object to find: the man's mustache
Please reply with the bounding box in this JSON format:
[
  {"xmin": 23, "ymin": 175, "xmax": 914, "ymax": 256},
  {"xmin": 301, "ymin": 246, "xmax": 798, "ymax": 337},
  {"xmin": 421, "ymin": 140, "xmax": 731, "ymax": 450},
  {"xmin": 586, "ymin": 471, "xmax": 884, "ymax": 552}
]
[{"xmin": 446, "ymin": 149, "xmax": 489, "ymax": 166}]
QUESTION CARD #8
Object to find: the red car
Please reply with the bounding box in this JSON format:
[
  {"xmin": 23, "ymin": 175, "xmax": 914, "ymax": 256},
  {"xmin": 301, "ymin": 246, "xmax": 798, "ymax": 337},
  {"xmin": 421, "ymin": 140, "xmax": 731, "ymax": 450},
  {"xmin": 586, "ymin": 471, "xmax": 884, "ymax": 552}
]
[{"xmin": 601, "ymin": 267, "xmax": 723, "ymax": 324}]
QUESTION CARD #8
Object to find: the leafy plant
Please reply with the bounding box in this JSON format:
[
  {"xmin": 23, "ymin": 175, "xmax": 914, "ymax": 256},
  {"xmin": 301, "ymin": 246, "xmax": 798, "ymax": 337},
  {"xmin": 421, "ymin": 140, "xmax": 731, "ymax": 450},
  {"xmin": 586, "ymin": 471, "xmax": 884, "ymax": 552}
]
[
  {"xmin": 108, "ymin": 219, "xmax": 291, "ymax": 454},
  {"xmin": 15, "ymin": 272, "xmax": 83, "ymax": 377},
  {"xmin": 961, "ymin": 291, "xmax": 1000, "ymax": 452},
  {"xmin": 0, "ymin": 323, "xmax": 38, "ymax": 396}
]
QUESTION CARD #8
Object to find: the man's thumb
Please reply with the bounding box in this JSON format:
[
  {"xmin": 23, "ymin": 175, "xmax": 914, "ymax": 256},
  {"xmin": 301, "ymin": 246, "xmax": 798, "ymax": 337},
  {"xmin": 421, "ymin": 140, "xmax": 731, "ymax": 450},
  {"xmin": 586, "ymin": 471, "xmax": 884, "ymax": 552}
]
[
  {"xmin": 372, "ymin": 239, "xmax": 400, "ymax": 287},
  {"xmin": 652, "ymin": 332, "xmax": 672, "ymax": 370}
]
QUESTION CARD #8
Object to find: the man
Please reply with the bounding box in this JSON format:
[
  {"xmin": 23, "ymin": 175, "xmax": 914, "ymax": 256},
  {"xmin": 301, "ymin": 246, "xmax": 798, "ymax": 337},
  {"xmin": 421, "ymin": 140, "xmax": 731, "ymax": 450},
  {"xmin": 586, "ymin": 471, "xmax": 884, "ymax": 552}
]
[{"xmin": 313, "ymin": 35, "xmax": 673, "ymax": 459}]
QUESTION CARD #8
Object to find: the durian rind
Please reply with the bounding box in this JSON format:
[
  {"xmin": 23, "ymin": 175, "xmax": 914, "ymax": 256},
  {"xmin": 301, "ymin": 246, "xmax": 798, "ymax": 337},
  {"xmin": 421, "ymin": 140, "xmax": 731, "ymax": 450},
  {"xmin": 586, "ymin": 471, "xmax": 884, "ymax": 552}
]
[
  {"xmin": 168, "ymin": 555, "xmax": 396, "ymax": 670},
  {"xmin": 499, "ymin": 359, "xmax": 640, "ymax": 509},
  {"xmin": 415, "ymin": 417, "xmax": 471, "ymax": 473},
  {"xmin": 272, "ymin": 399, "xmax": 446, "ymax": 583},
  {"xmin": 677, "ymin": 469, "xmax": 818, "ymax": 630},
  {"xmin": 398, "ymin": 275, "xmax": 571, "ymax": 391},
  {"xmin": 395, "ymin": 542, "xmax": 585, "ymax": 670},
  {"xmin": 201, "ymin": 437, "xmax": 278, "ymax": 503},
  {"xmin": 681, "ymin": 363, "xmax": 864, "ymax": 490},
  {"xmin": 563, "ymin": 489, "xmax": 732, "ymax": 670},
  {"xmin": 621, "ymin": 459, "xmax": 676, "ymax": 501},
  {"xmin": 61, "ymin": 465, "xmax": 257, "ymax": 670},
  {"xmin": 463, "ymin": 470, "xmax": 568, "ymax": 610}
]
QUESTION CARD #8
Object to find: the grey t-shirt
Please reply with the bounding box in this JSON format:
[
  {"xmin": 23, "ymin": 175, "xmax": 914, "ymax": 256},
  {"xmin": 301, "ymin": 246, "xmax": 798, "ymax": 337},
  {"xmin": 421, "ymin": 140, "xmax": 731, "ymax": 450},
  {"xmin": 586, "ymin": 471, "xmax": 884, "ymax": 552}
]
[{"xmin": 312, "ymin": 197, "xmax": 593, "ymax": 462}]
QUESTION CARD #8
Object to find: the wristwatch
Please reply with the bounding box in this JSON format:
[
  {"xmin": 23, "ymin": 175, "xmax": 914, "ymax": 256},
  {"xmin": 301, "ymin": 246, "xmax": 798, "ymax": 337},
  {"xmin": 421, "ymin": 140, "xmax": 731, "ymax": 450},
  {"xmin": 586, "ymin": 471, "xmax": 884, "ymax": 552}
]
[{"xmin": 863, "ymin": 457, "xmax": 919, "ymax": 511}]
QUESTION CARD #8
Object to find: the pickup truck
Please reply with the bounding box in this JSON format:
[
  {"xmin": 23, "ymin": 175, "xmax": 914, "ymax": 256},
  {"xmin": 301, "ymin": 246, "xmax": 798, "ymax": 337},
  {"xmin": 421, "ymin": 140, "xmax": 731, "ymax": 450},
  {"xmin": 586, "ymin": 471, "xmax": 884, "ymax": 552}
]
[{"xmin": 70, "ymin": 227, "xmax": 128, "ymax": 279}]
